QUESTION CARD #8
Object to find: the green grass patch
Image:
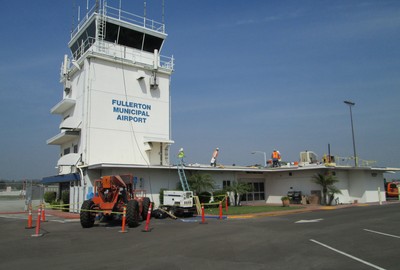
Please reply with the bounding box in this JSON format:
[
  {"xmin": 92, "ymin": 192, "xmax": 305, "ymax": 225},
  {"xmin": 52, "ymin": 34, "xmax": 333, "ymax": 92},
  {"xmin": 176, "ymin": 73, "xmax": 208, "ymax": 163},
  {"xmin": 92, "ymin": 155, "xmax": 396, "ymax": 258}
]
[{"xmin": 204, "ymin": 205, "xmax": 304, "ymax": 215}]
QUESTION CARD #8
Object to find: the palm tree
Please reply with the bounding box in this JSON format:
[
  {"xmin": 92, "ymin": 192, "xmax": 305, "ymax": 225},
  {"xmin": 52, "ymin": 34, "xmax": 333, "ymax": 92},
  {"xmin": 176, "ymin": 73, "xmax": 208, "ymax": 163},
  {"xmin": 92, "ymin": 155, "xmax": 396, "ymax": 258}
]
[
  {"xmin": 187, "ymin": 173, "xmax": 215, "ymax": 194},
  {"xmin": 327, "ymin": 185, "xmax": 342, "ymax": 205},
  {"xmin": 225, "ymin": 181, "xmax": 252, "ymax": 206},
  {"xmin": 311, "ymin": 173, "xmax": 340, "ymax": 205}
]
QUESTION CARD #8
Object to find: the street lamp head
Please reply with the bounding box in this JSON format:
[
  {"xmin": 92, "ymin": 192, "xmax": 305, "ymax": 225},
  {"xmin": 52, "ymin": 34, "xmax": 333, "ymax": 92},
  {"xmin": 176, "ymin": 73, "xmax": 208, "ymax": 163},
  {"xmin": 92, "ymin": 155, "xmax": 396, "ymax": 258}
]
[
  {"xmin": 252, "ymin": 151, "xmax": 265, "ymax": 154},
  {"xmin": 344, "ymin": 100, "xmax": 355, "ymax": 106}
]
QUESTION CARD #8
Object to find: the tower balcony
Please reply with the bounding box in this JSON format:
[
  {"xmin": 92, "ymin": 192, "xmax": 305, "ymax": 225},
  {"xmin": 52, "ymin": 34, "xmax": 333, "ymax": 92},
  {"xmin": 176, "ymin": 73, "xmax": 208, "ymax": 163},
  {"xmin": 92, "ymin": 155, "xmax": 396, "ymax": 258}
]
[
  {"xmin": 71, "ymin": 38, "xmax": 174, "ymax": 72},
  {"xmin": 51, "ymin": 98, "xmax": 76, "ymax": 115},
  {"xmin": 47, "ymin": 130, "xmax": 80, "ymax": 145}
]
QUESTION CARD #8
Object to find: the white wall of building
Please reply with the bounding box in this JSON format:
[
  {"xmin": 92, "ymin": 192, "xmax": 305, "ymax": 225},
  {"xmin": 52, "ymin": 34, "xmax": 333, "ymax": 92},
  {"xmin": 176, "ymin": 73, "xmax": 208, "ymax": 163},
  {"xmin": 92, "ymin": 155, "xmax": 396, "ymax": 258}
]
[
  {"xmin": 67, "ymin": 166, "xmax": 388, "ymax": 212},
  {"xmin": 84, "ymin": 58, "xmax": 172, "ymax": 166},
  {"xmin": 262, "ymin": 169, "xmax": 386, "ymax": 204},
  {"xmin": 346, "ymin": 170, "xmax": 385, "ymax": 203},
  {"xmin": 264, "ymin": 170, "xmax": 321, "ymax": 204}
]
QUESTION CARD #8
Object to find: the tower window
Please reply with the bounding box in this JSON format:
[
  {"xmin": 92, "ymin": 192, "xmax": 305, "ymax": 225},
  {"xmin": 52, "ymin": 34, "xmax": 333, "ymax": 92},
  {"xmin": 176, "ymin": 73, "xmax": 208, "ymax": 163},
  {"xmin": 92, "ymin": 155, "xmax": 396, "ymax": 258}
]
[{"xmin": 63, "ymin": 148, "xmax": 70, "ymax": 155}]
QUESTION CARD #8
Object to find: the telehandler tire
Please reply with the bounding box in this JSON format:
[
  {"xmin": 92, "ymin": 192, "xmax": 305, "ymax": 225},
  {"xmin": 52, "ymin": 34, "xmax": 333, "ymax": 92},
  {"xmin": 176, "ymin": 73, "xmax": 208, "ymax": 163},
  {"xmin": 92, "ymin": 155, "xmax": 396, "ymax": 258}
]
[
  {"xmin": 127, "ymin": 200, "xmax": 140, "ymax": 227},
  {"xmin": 141, "ymin": 197, "xmax": 151, "ymax": 220},
  {"xmin": 80, "ymin": 200, "xmax": 96, "ymax": 228}
]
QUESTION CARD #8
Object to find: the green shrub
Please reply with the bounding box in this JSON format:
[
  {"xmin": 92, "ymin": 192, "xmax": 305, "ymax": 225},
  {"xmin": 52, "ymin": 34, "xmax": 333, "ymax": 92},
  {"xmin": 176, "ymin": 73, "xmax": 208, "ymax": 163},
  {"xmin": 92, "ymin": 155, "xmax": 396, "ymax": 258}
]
[
  {"xmin": 44, "ymin": 191, "xmax": 57, "ymax": 203},
  {"xmin": 159, "ymin": 188, "xmax": 167, "ymax": 205},
  {"xmin": 61, "ymin": 191, "xmax": 70, "ymax": 212},
  {"xmin": 198, "ymin": 191, "xmax": 212, "ymax": 206},
  {"xmin": 50, "ymin": 200, "xmax": 61, "ymax": 210}
]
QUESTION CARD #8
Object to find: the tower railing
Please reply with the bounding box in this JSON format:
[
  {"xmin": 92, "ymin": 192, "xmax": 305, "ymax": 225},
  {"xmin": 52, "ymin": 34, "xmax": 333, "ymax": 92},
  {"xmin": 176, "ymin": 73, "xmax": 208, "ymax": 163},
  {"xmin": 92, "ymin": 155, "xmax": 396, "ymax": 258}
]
[
  {"xmin": 71, "ymin": 1, "xmax": 165, "ymax": 40},
  {"xmin": 105, "ymin": 4, "xmax": 165, "ymax": 33},
  {"xmin": 68, "ymin": 37, "xmax": 174, "ymax": 71}
]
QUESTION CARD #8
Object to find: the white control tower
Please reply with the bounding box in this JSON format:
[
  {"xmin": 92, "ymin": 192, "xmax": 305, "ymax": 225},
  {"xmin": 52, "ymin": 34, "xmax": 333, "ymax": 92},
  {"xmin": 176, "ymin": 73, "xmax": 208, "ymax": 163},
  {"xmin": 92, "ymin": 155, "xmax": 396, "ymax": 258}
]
[{"xmin": 47, "ymin": 1, "xmax": 174, "ymax": 178}]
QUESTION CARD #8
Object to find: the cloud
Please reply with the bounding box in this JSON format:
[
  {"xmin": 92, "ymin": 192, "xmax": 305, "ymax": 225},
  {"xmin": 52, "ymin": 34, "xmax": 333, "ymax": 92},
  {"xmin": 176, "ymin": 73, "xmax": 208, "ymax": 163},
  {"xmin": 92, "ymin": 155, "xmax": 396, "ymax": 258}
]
[
  {"xmin": 235, "ymin": 19, "xmax": 256, "ymax": 26},
  {"xmin": 219, "ymin": 7, "xmax": 308, "ymax": 28}
]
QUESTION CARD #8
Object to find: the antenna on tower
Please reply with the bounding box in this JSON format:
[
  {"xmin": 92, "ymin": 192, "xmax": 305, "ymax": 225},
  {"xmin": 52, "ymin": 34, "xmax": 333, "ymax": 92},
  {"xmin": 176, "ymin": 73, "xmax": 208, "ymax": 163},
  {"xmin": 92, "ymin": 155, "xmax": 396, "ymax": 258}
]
[
  {"xmin": 71, "ymin": 0, "xmax": 76, "ymax": 33},
  {"xmin": 95, "ymin": 0, "xmax": 99, "ymax": 13},
  {"xmin": 162, "ymin": 0, "xmax": 165, "ymax": 26}
]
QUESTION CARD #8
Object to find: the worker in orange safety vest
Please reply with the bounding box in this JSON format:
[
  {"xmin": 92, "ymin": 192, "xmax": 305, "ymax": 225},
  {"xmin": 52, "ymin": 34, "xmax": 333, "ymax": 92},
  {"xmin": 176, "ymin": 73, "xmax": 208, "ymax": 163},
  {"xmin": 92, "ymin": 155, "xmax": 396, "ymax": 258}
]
[
  {"xmin": 271, "ymin": 149, "xmax": 281, "ymax": 167},
  {"xmin": 210, "ymin": 148, "xmax": 219, "ymax": 167}
]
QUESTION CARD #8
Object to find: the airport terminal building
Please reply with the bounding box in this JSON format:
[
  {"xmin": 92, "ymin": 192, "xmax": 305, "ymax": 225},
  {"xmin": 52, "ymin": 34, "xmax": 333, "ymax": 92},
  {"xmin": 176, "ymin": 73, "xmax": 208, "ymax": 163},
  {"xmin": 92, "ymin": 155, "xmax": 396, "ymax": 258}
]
[{"xmin": 43, "ymin": 1, "xmax": 398, "ymax": 212}]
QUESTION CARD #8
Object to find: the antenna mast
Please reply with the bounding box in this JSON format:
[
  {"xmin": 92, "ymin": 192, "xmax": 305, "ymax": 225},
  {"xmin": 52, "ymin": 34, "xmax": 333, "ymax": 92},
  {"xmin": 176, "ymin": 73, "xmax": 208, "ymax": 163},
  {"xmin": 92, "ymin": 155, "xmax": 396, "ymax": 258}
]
[
  {"xmin": 144, "ymin": 1, "xmax": 147, "ymax": 19},
  {"xmin": 162, "ymin": 0, "xmax": 165, "ymax": 25},
  {"xmin": 71, "ymin": 0, "xmax": 76, "ymax": 33}
]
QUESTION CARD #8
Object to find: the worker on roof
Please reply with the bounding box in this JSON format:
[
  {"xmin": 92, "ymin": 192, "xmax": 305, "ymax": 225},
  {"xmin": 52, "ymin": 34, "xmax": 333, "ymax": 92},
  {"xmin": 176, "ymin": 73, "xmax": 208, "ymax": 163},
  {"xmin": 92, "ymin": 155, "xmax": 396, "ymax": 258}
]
[
  {"xmin": 178, "ymin": 148, "xmax": 185, "ymax": 165},
  {"xmin": 271, "ymin": 149, "xmax": 281, "ymax": 167},
  {"xmin": 210, "ymin": 147, "xmax": 219, "ymax": 167}
]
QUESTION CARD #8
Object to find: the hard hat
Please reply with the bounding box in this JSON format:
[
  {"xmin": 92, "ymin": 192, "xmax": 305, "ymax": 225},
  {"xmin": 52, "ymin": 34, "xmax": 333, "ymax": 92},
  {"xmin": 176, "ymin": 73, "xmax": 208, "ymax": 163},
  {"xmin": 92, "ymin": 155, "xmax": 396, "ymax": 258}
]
[
  {"xmin": 180, "ymin": 148, "xmax": 183, "ymax": 151},
  {"xmin": 216, "ymin": 148, "xmax": 219, "ymax": 150}
]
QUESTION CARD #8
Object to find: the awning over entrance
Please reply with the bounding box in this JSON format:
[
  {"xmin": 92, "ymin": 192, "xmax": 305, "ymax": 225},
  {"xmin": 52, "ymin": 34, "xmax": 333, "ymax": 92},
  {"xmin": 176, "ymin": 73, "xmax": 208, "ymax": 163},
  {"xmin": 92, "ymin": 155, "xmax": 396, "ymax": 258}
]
[{"xmin": 42, "ymin": 173, "xmax": 80, "ymax": 184}]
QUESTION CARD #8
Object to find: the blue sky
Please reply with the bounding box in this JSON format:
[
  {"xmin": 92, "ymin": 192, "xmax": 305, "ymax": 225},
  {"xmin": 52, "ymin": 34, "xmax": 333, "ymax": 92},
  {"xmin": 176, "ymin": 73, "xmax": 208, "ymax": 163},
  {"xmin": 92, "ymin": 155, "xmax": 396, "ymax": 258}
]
[{"xmin": 0, "ymin": 0, "xmax": 399, "ymax": 180}]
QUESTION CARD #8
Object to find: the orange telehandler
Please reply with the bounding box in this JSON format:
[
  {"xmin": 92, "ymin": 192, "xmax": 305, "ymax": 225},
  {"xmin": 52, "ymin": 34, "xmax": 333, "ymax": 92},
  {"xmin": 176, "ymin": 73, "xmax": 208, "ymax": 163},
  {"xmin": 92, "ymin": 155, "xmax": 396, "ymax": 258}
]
[{"xmin": 80, "ymin": 175, "xmax": 151, "ymax": 228}]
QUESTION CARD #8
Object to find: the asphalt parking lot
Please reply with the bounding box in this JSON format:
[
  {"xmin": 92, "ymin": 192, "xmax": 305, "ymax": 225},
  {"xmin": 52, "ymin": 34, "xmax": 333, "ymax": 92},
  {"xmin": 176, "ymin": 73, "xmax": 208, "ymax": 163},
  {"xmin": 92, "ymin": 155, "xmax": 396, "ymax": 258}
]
[{"xmin": 1, "ymin": 202, "xmax": 399, "ymax": 270}]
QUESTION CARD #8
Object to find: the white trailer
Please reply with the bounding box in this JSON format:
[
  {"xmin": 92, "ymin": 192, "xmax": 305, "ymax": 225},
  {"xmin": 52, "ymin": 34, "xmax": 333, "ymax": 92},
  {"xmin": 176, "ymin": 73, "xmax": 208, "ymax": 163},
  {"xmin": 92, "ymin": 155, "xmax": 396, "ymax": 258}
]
[{"xmin": 162, "ymin": 190, "xmax": 196, "ymax": 217}]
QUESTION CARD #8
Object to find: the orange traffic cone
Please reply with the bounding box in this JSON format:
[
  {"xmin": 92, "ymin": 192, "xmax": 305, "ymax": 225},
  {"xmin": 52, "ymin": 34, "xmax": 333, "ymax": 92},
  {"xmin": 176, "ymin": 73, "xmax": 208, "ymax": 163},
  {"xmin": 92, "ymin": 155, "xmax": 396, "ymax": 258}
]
[{"xmin": 25, "ymin": 204, "xmax": 34, "ymax": 229}]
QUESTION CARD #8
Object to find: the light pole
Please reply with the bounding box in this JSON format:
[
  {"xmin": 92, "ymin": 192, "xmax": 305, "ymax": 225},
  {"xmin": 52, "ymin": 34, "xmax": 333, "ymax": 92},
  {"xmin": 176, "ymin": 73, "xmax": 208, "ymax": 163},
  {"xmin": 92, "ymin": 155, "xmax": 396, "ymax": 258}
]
[
  {"xmin": 252, "ymin": 151, "xmax": 267, "ymax": 167},
  {"xmin": 344, "ymin": 100, "xmax": 358, "ymax": 167}
]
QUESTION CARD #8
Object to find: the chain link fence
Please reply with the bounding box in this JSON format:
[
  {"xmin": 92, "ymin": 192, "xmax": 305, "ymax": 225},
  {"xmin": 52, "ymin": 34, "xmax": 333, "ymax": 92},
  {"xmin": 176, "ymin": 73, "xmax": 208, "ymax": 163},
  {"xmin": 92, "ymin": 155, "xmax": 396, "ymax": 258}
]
[{"xmin": 0, "ymin": 181, "xmax": 52, "ymax": 211}]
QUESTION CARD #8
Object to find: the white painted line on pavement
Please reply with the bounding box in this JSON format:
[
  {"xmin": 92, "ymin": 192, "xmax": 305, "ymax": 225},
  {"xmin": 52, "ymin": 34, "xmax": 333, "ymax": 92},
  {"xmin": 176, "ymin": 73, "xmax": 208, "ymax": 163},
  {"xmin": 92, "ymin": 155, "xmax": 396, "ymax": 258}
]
[
  {"xmin": 310, "ymin": 239, "xmax": 386, "ymax": 270},
  {"xmin": 0, "ymin": 215, "xmax": 26, "ymax": 220},
  {"xmin": 295, "ymin": 218, "xmax": 323, "ymax": 223},
  {"xmin": 364, "ymin": 229, "xmax": 400, "ymax": 239}
]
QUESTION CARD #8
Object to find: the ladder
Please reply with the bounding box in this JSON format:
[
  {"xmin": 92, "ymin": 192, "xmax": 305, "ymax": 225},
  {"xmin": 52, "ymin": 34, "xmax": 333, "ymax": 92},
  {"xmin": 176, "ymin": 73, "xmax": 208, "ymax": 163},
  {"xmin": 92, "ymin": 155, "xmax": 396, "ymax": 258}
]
[
  {"xmin": 177, "ymin": 163, "xmax": 190, "ymax": 192},
  {"xmin": 98, "ymin": 11, "xmax": 106, "ymax": 40},
  {"xmin": 97, "ymin": 2, "xmax": 107, "ymax": 52}
]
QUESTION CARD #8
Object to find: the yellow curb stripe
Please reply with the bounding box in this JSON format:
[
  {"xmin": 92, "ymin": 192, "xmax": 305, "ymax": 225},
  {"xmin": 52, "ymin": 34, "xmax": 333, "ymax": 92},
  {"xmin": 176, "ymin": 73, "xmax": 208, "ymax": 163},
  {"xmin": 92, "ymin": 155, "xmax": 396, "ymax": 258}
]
[
  {"xmin": 320, "ymin": 206, "xmax": 336, "ymax": 210},
  {"xmin": 228, "ymin": 215, "xmax": 255, "ymax": 219}
]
